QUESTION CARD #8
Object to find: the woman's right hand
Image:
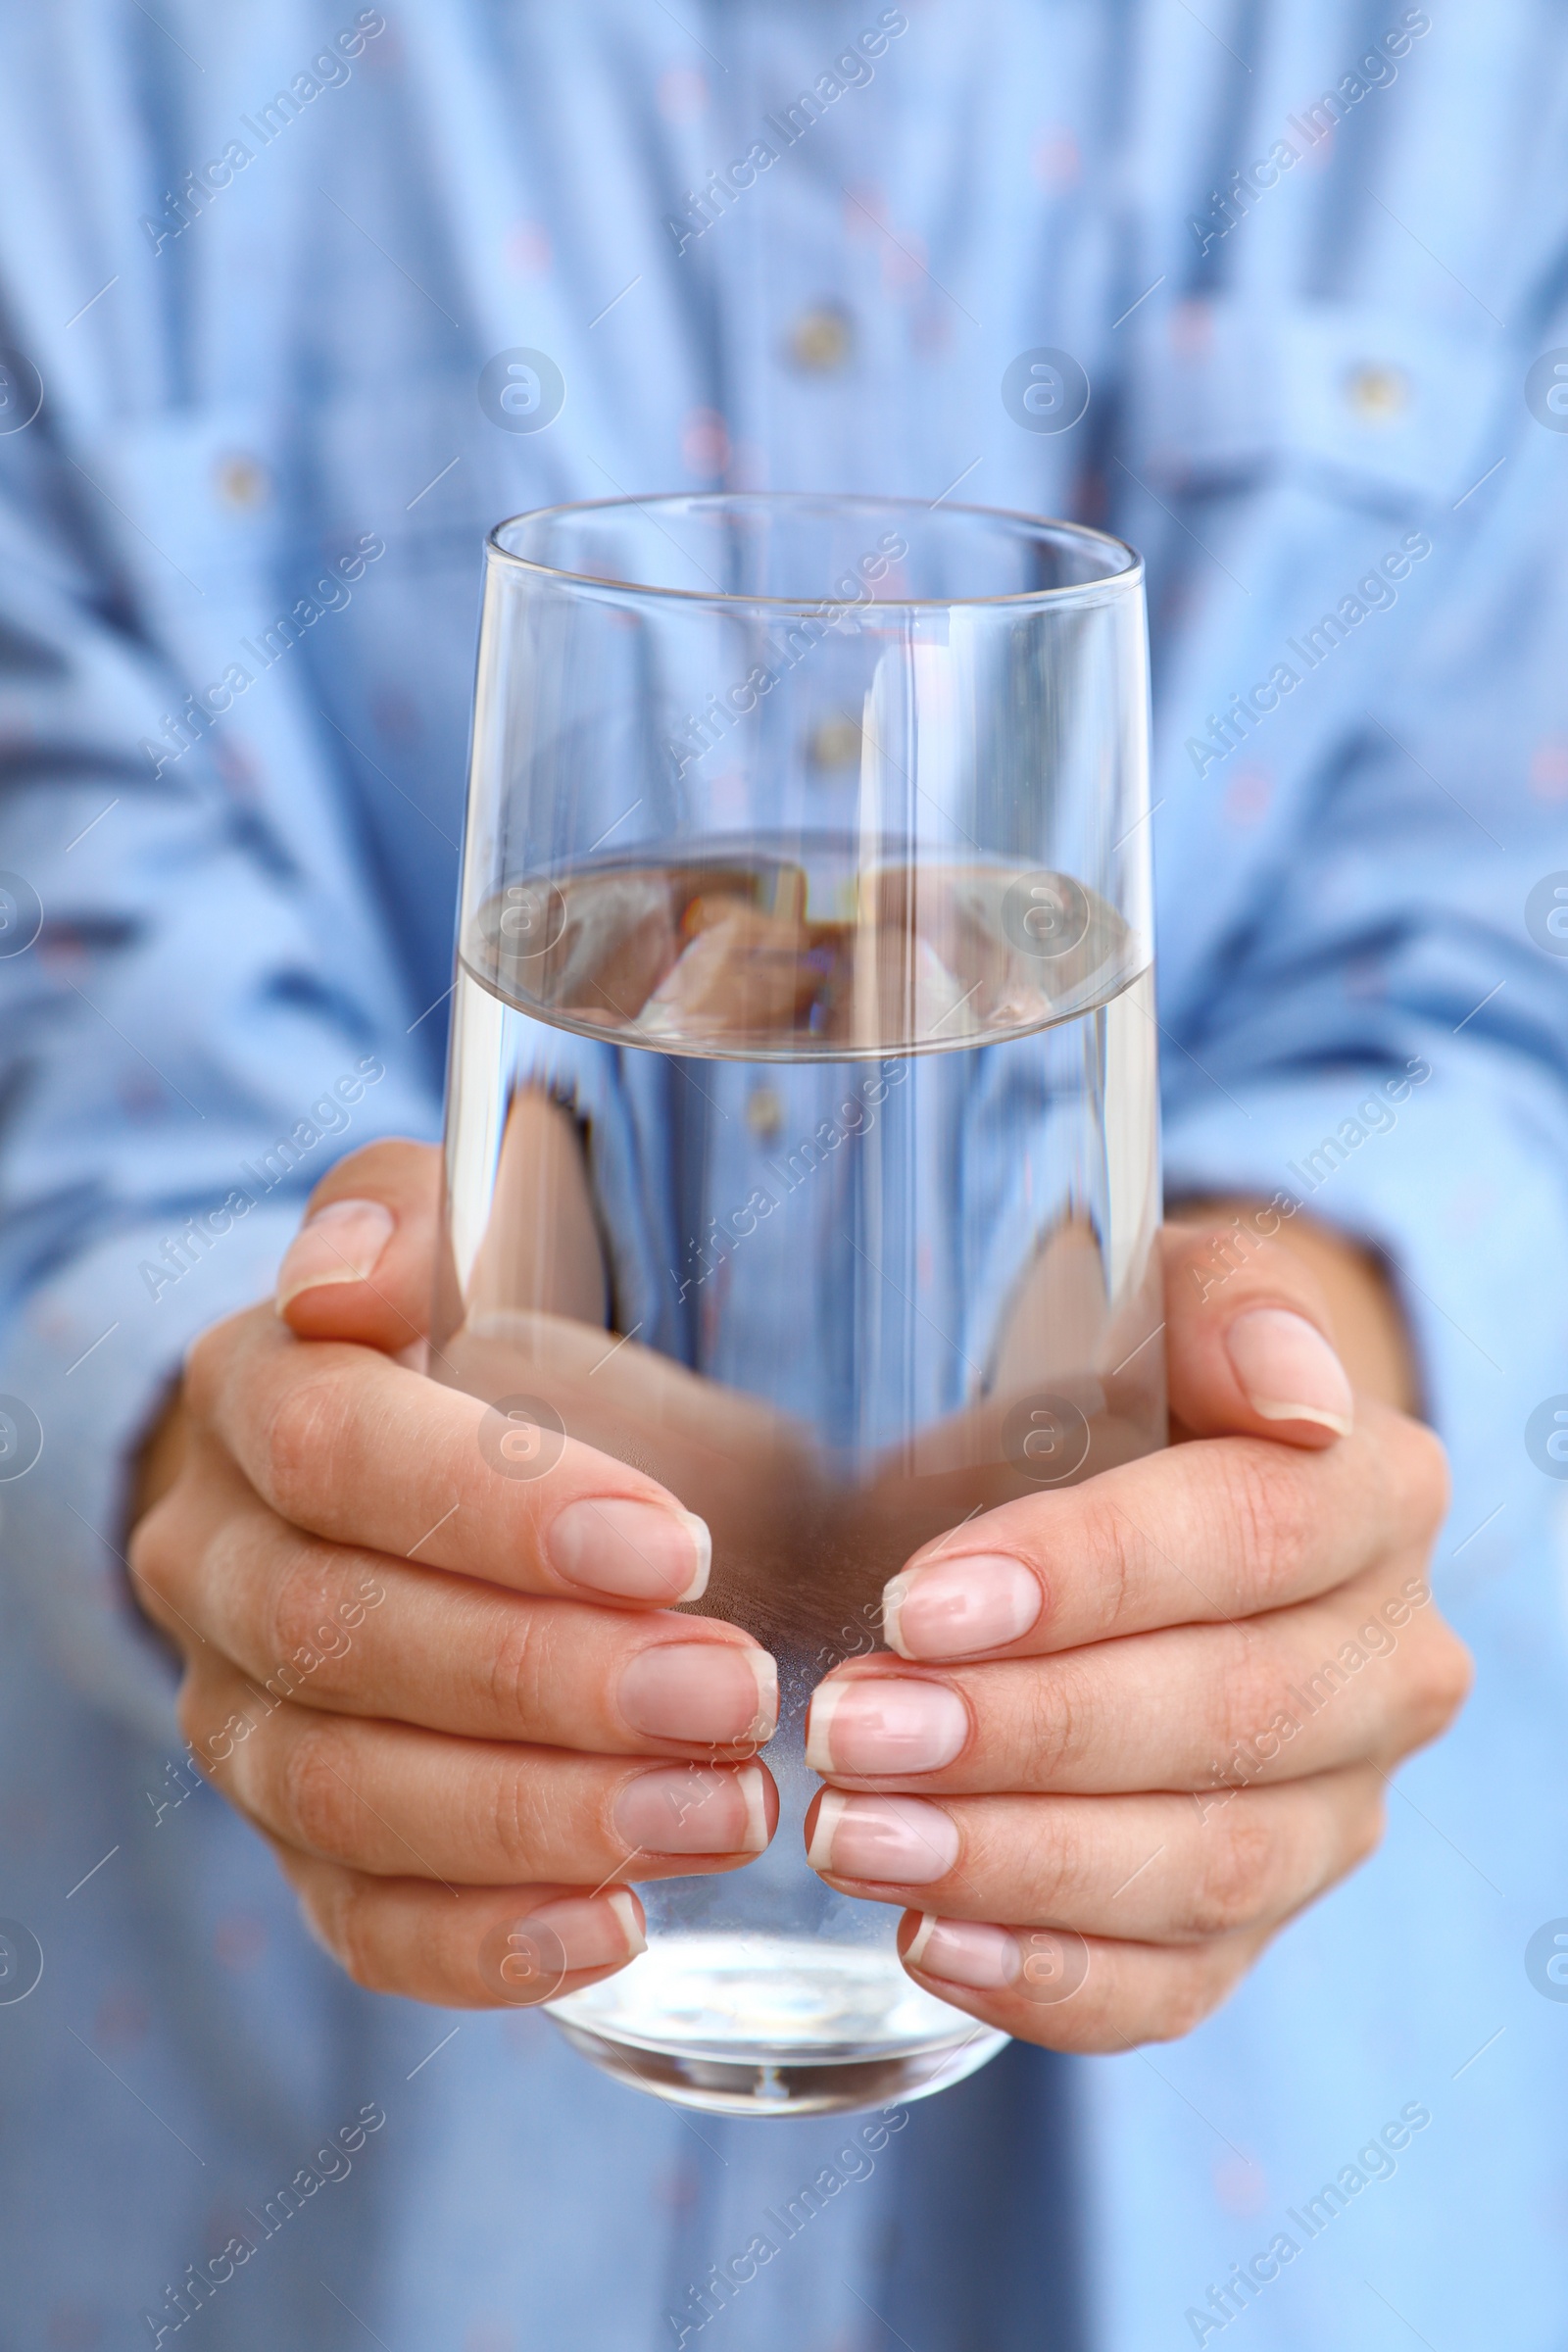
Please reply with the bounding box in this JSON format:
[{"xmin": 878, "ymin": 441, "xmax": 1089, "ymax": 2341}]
[{"xmin": 128, "ymin": 1141, "xmax": 778, "ymax": 2010}]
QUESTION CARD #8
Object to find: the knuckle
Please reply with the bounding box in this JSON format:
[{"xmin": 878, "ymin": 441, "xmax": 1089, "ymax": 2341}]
[
  {"xmin": 1400, "ymin": 1621, "xmax": 1474, "ymax": 1746},
  {"xmin": 180, "ymin": 1323, "xmax": 226, "ymax": 1422},
  {"xmin": 260, "ymin": 1363, "xmax": 348, "ymax": 1521},
  {"xmin": 267, "ymin": 1536, "xmax": 346, "ymax": 1671},
  {"xmin": 174, "ymin": 1676, "xmax": 213, "ymax": 1759},
  {"xmin": 1392, "ymin": 1418, "xmax": 1451, "ymax": 1539},
  {"xmin": 1007, "ymin": 1812, "xmax": 1096, "ymax": 1916},
  {"xmin": 1211, "ymin": 1639, "xmax": 1286, "ymax": 1762},
  {"xmin": 280, "ymin": 1716, "xmax": 361, "ymax": 1857},
  {"xmin": 486, "ymin": 1761, "xmax": 543, "ymax": 1878},
  {"xmin": 327, "ymin": 1873, "xmax": 391, "ymax": 1993},
  {"xmin": 486, "ymin": 1606, "xmax": 549, "ymax": 1729},
  {"xmin": 1029, "ymin": 1654, "xmax": 1096, "ymax": 1779},
  {"xmin": 176, "ymin": 1676, "xmax": 244, "ymax": 1781},
  {"xmin": 180, "ymin": 1302, "xmax": 260, "ymax": 1424},
  {"xmin": 1188, "ymin": 1807, "xmax": 1278, "ymax": 1936},
  {"xmin": 1076, "ymin": 1492, "xmax": 1134, "ymax": 1630},
  {"xmin": 1345, "ymin": 1787, "xmax": 1387, "ymax": 1875},
  {"xmin": 127, "ymin": 1493, "xmax": 180, "ymax": 1613},
  {"xmin": 1224, "ymin": 1447, "xmax": 1313, "ymax": 1599}
]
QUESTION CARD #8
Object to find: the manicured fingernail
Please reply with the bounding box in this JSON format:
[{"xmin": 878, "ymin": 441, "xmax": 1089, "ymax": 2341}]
[
  {"xmin": 905, "ymin": 1914, "xmax": 1019, "ymax": 1989},
  {"xmin": 618, "ymin": 1642, "xmax": 778, "ymax": 1745},
  {"xmin": 808, "ymin": 1791, "xmax": 958, "ymax": 1885},
  {"xmin": 275, "ymin": 1199, "xmax": 395, "ymax": 1309},
  {"xmin": 485, "ymin": 1892, "xmax": 646, "ymax": 1998},
  {"xmin": 548, "ymin": 1499, "xmax": 711, "ymax": 1602},
  {"xmin": 530, "ymin": 1891, "xmax": 646, "ymax": 1973},
  {"xmin": 882, "ymin": 1554, "xmax": 1043, "ymax": 1661},
  {"xmin": 805, "ymin": 1679, "xmax": 968, "ymax": 1776},
  {"xmin": 612, "ymin": 1762, "xmax": 770, "ymax": 1854},
  {"xmin": 1224, "ymin": 1307, "xmax": 1353, "ymax": 1437}
]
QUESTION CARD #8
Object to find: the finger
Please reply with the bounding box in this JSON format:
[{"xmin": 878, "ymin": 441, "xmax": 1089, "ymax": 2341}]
[
  {"xmin": 145, "ymin": 1441, "xmax": 775, "ymax": 1753},
  {"xmin": 275, "ymin": 1139, "xmax": 444, "ymax": 1351},
  {"xmin": 184, "ymin": 1307, "xmax": 712, "ymax": 1606},
  {"xmin": 894, "ymin": 1912, "xmax": 1270, "ymax": 2054},
  {"xmin": 877, "ymin": 1396, "xmax": 1449, "ymax": 1662},
  {"xmin": 804, "ymin": 1570, "xmax": 1469, "ymax": 1793},
  {"xmin": 272, "ymin": 1847, "xmax": 647, "ymax": 2008},
  {"xmin": 1161, "ymin": 1214, "xmax": 1353, "ymax": 1447},
  {"xmin": 805, "ymin": 1769, "xmax": 1384, "ymax": 1942},
  {"xmin": 183, "ymin": 1664, "xmax": 777, "ymax": 1884}
]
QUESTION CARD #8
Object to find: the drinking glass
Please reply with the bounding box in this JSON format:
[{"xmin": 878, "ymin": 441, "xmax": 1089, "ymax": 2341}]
[{"xmin": 436, "ymin": 493, "xmax": 1162, "ymax": 2116}]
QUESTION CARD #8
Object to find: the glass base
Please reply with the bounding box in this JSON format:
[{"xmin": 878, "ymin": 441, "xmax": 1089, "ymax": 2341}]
[
  {"xmin": 549, "ymin": 2013, "xmax": 1008, "ymax": 2115},
  {"xmin": 546, "ymin": 1933, "xmax": 1009, "ymax": 2116}
]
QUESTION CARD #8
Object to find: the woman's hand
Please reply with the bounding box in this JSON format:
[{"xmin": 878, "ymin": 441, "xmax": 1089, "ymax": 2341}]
[
  {"xmin": 133, "ymin": 1139, "xmax": 1469, "ymax": 2047},
  {"xmin": 803, "ymin": 1215, "xmax": 1471, "ymax": 2049},
  {"xmin": 129, "ymin": 1142, "xmax": 779, "ymax": 2010}
]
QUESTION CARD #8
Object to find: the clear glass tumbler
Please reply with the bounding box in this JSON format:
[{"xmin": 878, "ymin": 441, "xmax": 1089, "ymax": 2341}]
[{"xmin": 436, "ymin": 493, "xmax": 1162, "ymax": 2116}]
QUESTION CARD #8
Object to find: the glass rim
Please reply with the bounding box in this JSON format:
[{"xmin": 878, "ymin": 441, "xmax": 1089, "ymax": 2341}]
[{"xmin": 484, "ymin": 490, "xmax": 1142, "ymax": 612}]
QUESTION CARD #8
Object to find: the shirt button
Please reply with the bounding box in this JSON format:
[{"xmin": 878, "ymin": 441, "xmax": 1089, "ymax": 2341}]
[
  {"xmin": 214, "ymin": 452, "xmax": 270, "ymax": 509},
  {"xmin": 786, "ymin": 305, "xmax": 855, "ymax": 372},
  {"xmin": 808, "ymin": 715, "xmax": 863, "ymax": 770},
  {"xmin": 746, "ymin": 1086, "xmax": 784, "ymax": 1143},
  {"xmin": 1344, "ymin": 365, "xmax": 1410, "ymax": 422}
]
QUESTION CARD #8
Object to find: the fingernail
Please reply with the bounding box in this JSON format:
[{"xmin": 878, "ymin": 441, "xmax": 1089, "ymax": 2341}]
[
  {"xmin": 805, "ymin": 1679, "xmax": 968, "ymax": 1776},
  {"xmin": 612, "ymin": 1762, "xmax": 770, "ymax": 1855},
  {"xmin": 1224, "ymin": 1307, "xmax": 1353, "ymax": 1437},
  {"xmin": 542, "ymin": 1890, "xmax": 648, "ymax": 1970},
  {"xmin": 275, "ymin": 1199, "xmax": 395, "ymax": 1310},
  {"xmin": 549, "ymin": 1499, "xmax": 711, "ymax": 1603},
  {"xmin": 618, "ymin": 1642, "xmax": 777, "ymax": 1745},
  {"xmin": 808, "ymin": 1791, "xmax": 958, "ymax": 1885},
  {"xmin": 489, "ymin": 1891, "xmax": 646, "ymax": 1992},
  {"xmin": 905, "ymin": 1914, "xmax": 1020, "ymax": 1989},
  {"xmin": 882, "ymin": 1554, "xmax": 1042, "ymax": 1661}
]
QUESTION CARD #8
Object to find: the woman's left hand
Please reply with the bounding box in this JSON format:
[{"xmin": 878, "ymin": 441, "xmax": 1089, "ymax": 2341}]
[{"xmin": 803, "ymin": 1215, "xmax": 1471, "ymax": 2049}]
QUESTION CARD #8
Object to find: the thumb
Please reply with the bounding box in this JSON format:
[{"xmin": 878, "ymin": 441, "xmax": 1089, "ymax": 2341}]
[
  {"xmin": 275, "ymin": 1139, "xmax": 444, "ymax": 1354},
  {"xmin": 1162, "ymin": 1210, "xmax": 1354, "ymax": 1450}
]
